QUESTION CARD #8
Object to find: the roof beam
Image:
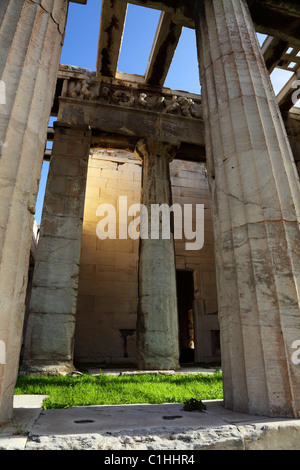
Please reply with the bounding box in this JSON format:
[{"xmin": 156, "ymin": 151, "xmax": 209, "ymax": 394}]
[
  {"xmin": 262, "ymin": 36, "xmax": 289, "ymax": 73},
  {"xmin": 247, "ymin": 0, "xmax": 300, "ymax": 47},
  {"xmin": 125, "ymin": 0, "xmax": 174, "ymax": 14},
  {"xmin": 96, "ymin": 0, "xmax": 128, "ymax": 78},
  {"xmin": 248, "ymin": 0, "xmax": 300, "ymax": 17},
  {"xmin": 44, "ymin": 149, "xmax": 52, "ymax": 162},
  {"xmin": 123, "ymin": 0, "xmax": 195, "ymax": 28},
  {"xmin": 145, "ymin": 12, "xmax": 182, "ymax": 87}
]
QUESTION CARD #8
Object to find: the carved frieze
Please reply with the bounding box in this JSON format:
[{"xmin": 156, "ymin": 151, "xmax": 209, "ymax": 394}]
[{"xmin": 66, "ymin": 78, "xmax": 202, "ymax": 119}]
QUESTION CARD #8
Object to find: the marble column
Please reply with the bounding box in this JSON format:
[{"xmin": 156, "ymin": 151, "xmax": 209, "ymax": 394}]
[
  {"xmin": 22, "ymin": 122, "xmax": 91, "ymax": 374},
  {"xmin": 134, "ymin": 138, "xmax": 180, "ymax": 370},
  {"xmin": 0, "ymin": 0, "xmax": 69, "ymax": 422},
  {"xmin": 196, "ymin": 0, "xmax": 300, "ymax": 417}
]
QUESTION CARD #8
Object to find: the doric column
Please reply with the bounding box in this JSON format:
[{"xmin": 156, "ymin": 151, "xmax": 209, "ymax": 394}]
[
  {"xmin": 0, "ymin": 0, "xmax": 69, "ymax": 422},
  {"xmin": 134, "ymin": 138, "xmax": 180, "ymax": 370},
  {"xmin": 22, "ymin": 123, "xmax": 91, "ymax": 373},
  {"xmin": 196, "ymin": 0, "xmax": 300, "ymax": 417}
]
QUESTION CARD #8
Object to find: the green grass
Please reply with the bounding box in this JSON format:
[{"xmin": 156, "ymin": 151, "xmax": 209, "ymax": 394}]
[{"xmin": 15, "ymin": 371, "xmax": 223, "ymax": 410}]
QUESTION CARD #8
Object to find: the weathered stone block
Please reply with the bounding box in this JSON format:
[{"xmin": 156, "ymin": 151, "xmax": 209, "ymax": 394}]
[
  {"xmin": 41, "ymin": 215, "xmax": 84, "ymax": 240},
  {"xmin": 29, "ymin": 313, "xmax": 76, "ymax": 360},
  {"xmin": 30, "ymin": 287, "xmax": 78, "ymax": 316},
  {"xmin": 33, "ymin": 260, "xmax": 80, "ymax": 289}
]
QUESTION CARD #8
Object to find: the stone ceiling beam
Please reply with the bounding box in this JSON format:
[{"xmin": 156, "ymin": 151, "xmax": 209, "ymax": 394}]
[
  {"xmin": 123, "ymin": 0, "xmax": 196, "ymax": 28},
  {"xmin": 124, "ymin": 0, "xmax": 174, "ymax": 14},
  {"xmin": 261, "ymin": 36, "xmax": 289, "ymax": 73},
  {"xmin": 247, "ymin": 0, "xmax": 300, "ymax": 17},
  {"xmin": 246, "ymin": 0, "xmax": 300, "ymax": 47},
  {"xmin": 145, "ymin": 11, "xmax": 182, "ymax": 87},
  {"xmin": 96, "ymin": 0, "xmax": 128, "ymax": 78},
  {"xmin": 58, "ymin": 95, "xmax": 205, "ymax": 149}
]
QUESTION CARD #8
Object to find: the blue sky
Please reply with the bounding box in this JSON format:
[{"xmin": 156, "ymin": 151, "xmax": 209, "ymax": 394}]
[{"xmin": 35, "ymin": 0, "xmax": 295, "ymax": 224}]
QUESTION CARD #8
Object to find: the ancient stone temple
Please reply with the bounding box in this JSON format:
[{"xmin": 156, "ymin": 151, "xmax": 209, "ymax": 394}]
[{"xmin": 0, "ymin": 0, "xmax": 300, "ymax": 423}]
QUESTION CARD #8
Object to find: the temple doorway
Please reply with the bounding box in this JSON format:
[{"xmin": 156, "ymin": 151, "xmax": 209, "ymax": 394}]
[{"xmin": 176, "ymin": 270, "xmax": 195, "ymax": 364}]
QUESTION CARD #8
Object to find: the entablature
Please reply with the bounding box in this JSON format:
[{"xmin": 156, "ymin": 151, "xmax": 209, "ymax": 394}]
[{"xmin": 54, "ymin": 68, "xmax": 205, "ymax": 162}]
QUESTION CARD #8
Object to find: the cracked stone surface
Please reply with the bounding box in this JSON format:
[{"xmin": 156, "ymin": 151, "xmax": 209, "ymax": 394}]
[{"xmin": 1, "ymin": 397, "xmax": 300, "ymax": 450}]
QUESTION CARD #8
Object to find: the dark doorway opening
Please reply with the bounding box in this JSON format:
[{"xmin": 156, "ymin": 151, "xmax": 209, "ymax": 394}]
[{"xmin": 176, "ymin": 270, "xmax": 195, "ymax": 364}]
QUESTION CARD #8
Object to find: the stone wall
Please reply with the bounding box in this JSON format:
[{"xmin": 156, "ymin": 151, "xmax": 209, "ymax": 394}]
[{"xmin": 74, "ymin": 150, "xmax": 219, "ymax": 366}]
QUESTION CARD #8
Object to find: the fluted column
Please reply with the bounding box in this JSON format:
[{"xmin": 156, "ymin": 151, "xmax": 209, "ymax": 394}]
[
  {"xmin": 0, "ymin": 0, "xmax": 69, "ymax": 422},
  {"xmin": 23, "ymin": 123, "xmax": 91, "ymax": 373},
  {"xmin": 196, "ymin": 0, "xmax": 300, "ymax": 417},
  {"xmin": 134, "ymin": 138, "xmax": 180, "ymax": 370}
]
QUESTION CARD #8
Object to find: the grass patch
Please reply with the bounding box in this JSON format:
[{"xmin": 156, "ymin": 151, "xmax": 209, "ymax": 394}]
[{"xmin": 15, "ymin": 371, "xmax": 223, "ymax": 410}]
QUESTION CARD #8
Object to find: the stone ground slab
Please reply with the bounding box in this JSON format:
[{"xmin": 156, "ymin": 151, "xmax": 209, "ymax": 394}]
[
  {"xmin": 0, "ymin": 395, "xmax": 47, "ymax": 450},
  {"xmin": 1, "ymin": 395, "xmax": 300, "ymax": 450}
]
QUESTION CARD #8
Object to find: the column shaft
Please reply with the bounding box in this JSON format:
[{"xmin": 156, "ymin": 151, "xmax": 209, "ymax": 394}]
[
  {"xmin": 0, "ymin": 0, "xmax": 68, "ymax": 422},
  {"xmin": 196, "ymin": 0, "xmax": 300, "ymax": 417},
  {"xmin": 134, "ymin": 139, "xmax": 180, "ymax": 370},
  {"xmin": 23, "ymin": 123, "xmax": 91, "ymax": 373}
]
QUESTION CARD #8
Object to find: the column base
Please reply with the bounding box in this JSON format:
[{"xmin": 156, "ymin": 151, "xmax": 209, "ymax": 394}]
[
  {"xmin": 137, "ymin": 362, "xmax": 181, "ymax": 372},
  {"xmin": 137, "ymin": 349, "xmax": 181, "ymax": 371},
  {"xmin": 19, "ymin": 360, "xmax": 76, "ymax": 376}
]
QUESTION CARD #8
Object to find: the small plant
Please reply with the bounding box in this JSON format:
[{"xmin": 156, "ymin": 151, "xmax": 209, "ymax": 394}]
[
  {"xmin": 11, "ymin": 417, "xmax": 29, "ymax": 436},
  {"xmin": 183, "ymin": 398, "xmax": 206, "ymax": 412}
]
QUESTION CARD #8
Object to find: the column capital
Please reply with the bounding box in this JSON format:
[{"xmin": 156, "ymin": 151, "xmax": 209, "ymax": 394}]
[
  {"xmin": 53, "ymin": 121, "xmax": 92, "ymax": 135},
  {"xmin": 134, "ymin": 137, "xmax": 180, "ymax": 163}
]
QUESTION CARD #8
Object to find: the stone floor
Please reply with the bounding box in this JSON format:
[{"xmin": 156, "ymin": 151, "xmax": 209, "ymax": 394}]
[
  {"xmin": 86, "ymin": 366, "xmax": 219, "ymax": 376},
  {"xmin": 1, "ymin": 367, "xmax": 300, "ymax": 451}
]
